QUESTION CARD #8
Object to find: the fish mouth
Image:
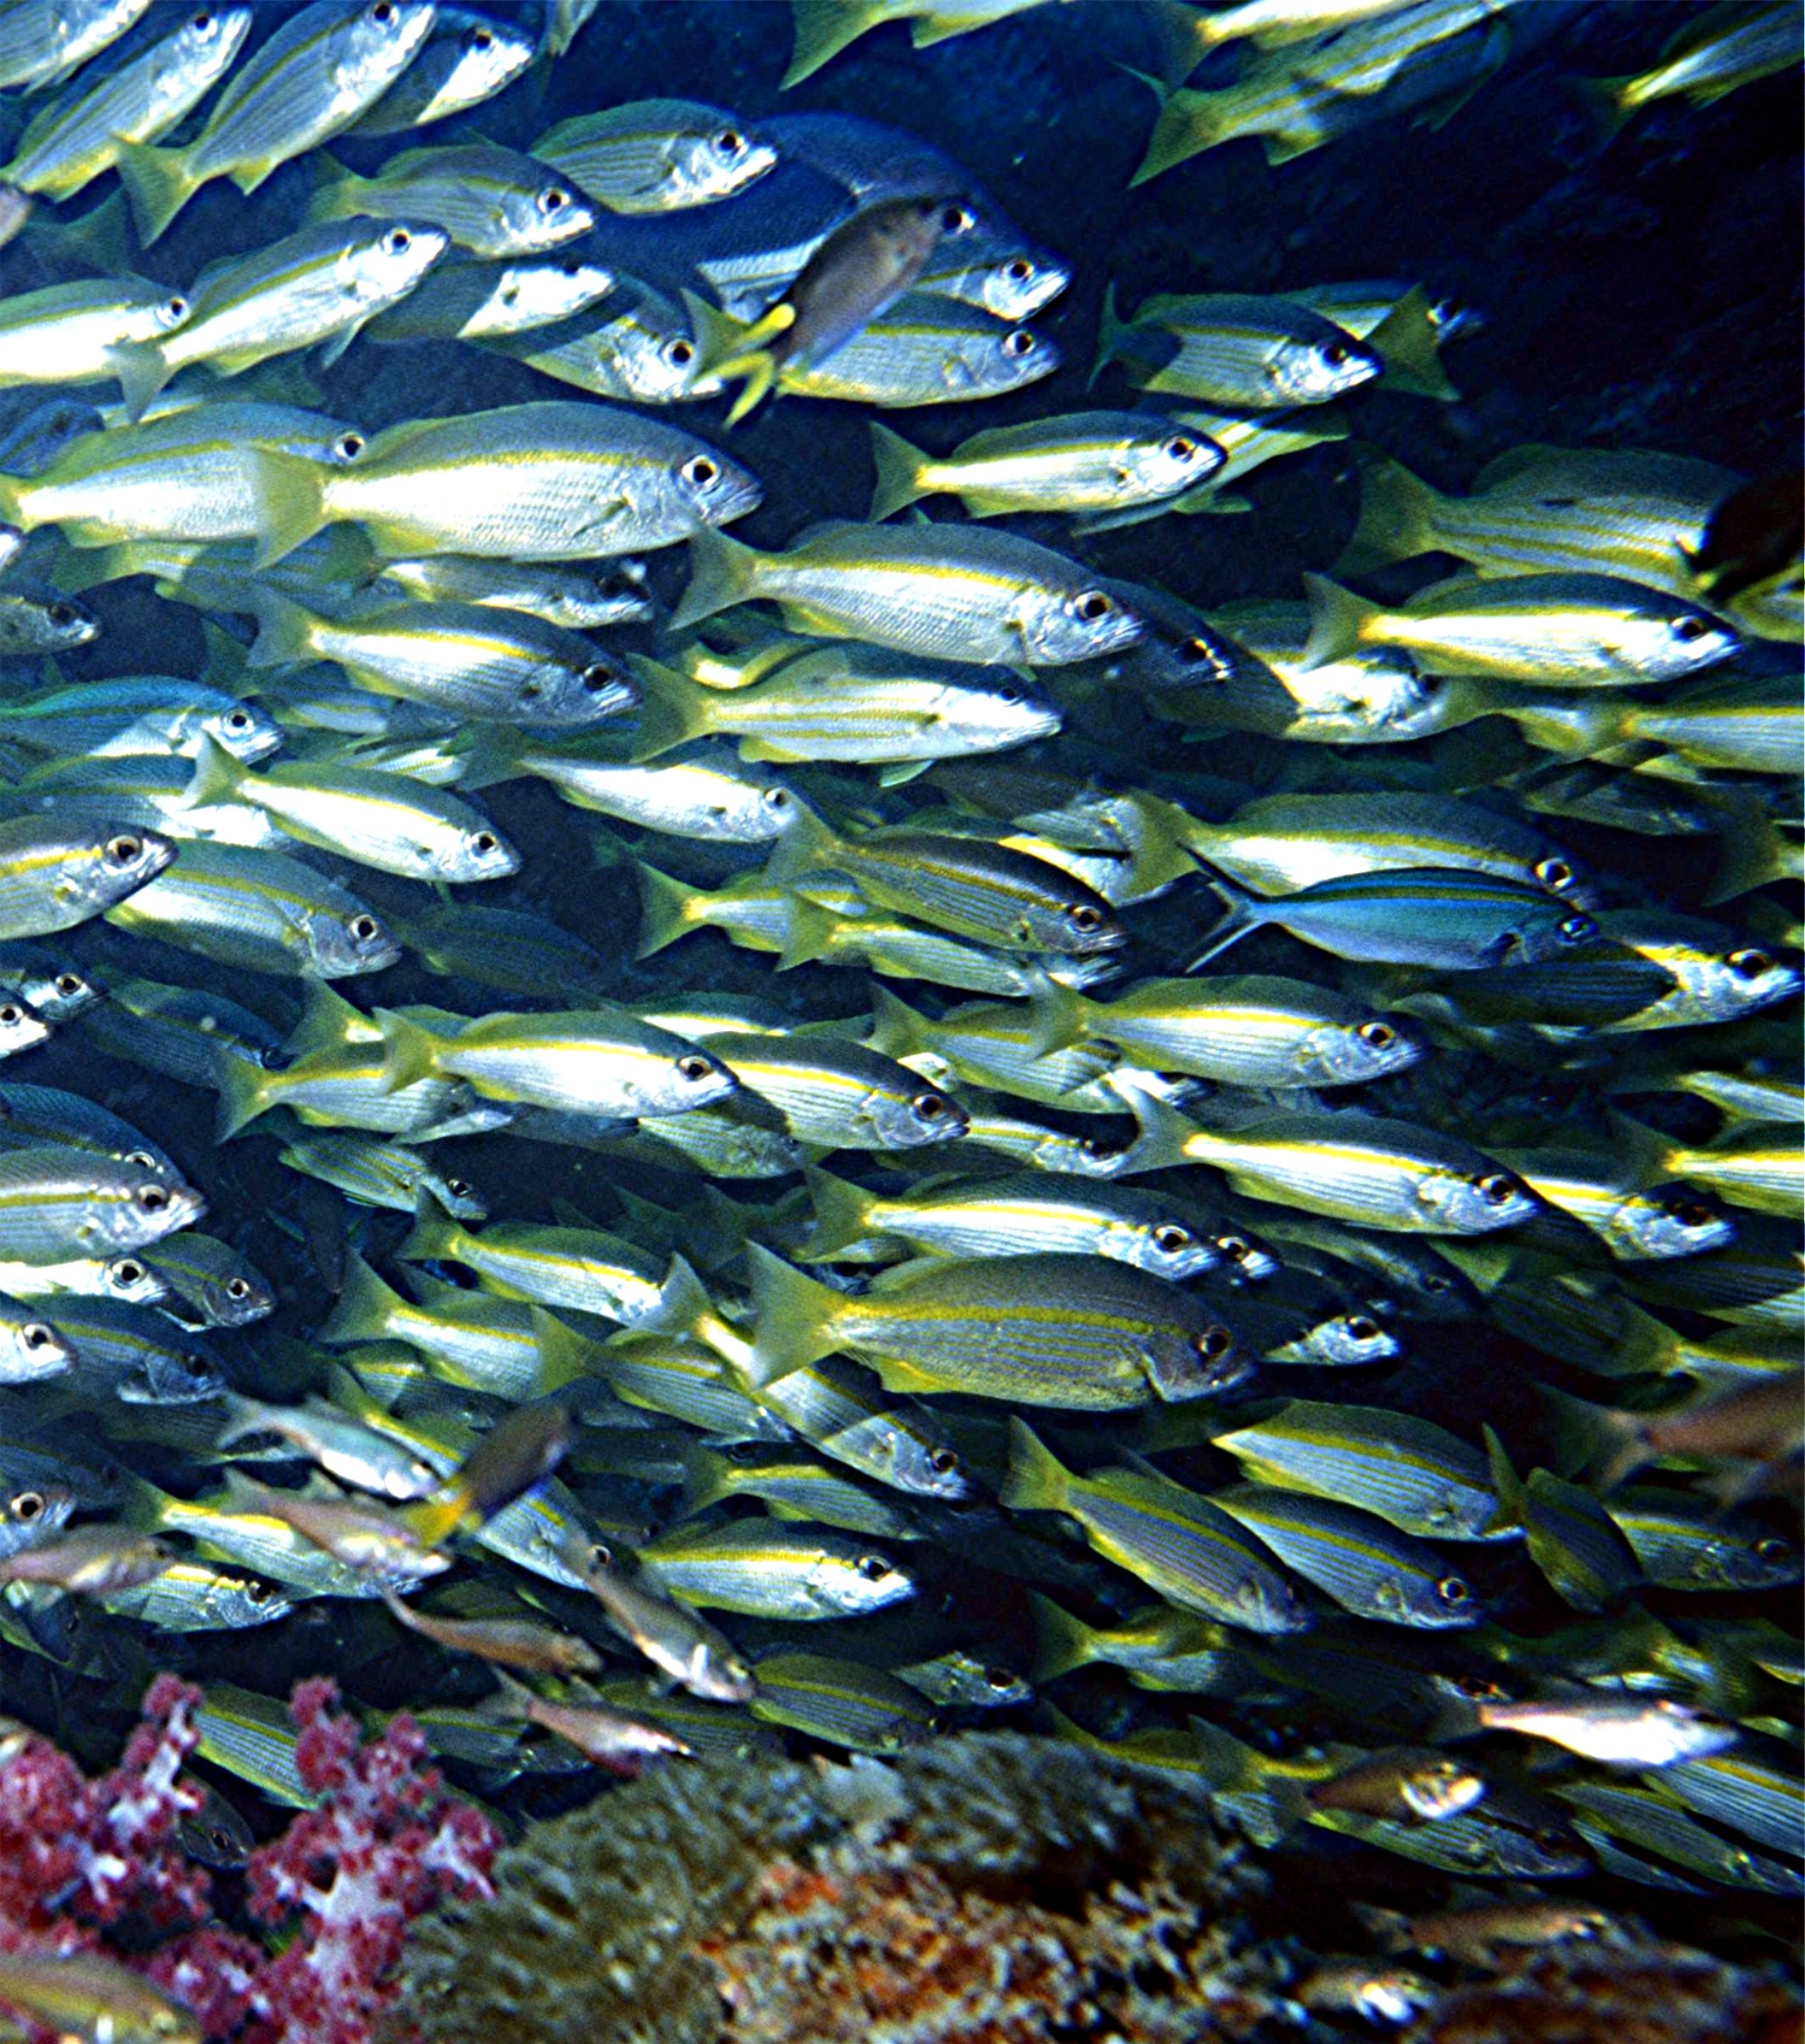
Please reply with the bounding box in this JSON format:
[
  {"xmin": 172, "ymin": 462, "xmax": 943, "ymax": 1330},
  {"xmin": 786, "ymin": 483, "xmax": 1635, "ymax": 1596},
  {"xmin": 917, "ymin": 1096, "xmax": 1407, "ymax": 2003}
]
[{"xmin": 704, "ymin": 474, "xmax": 765, "ymax": 526}]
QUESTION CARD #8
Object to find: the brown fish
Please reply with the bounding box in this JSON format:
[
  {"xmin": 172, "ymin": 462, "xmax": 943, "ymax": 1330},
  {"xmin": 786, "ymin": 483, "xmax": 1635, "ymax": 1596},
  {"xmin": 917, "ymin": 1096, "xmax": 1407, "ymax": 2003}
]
[
  {"xmin": 407, "ymin": 1400, "xmax": 573, "ymax": 1546},
  {"xmin": 382, "ymin": 1589, "xmax": 603, "ymax": 1677}
]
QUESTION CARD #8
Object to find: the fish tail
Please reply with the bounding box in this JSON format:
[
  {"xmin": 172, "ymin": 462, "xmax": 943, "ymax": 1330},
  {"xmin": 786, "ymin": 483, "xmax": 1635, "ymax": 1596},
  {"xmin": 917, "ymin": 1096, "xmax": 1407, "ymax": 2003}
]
[
  {"xmin": 114, "ymin": 139, "xmax": 198, "ymax": 245},
  {"xmin": 864, "ymin": 983, "xmax": 927, "ymax": 1060},
  {"xmin": 19, "ymin": 186, "xmax": 134, "ymax": 274},
  {"xmin": 670, "ymin": 525, "xmax": 761, "ymax": 631},
  {"xmin": 213, "ymin": 1055, "xmax": 275, "ymax": 1141},
  {"xmin": 1089, "ymin": 279, "xmax": 1125, "ymax": 389},
  {"xmin": 49, "ymin": 542, "xmax": 144, "ymax": 593},
  {"xmin": 1564, "ymin": 73, "xmax": 1636, "ymax": 149},
  {"xmin": 528, "ymin": 1305, "xmax": 595, "ymax": 1395},
  {"xmin": 1704, "ymin": 790, "xmax": 1790, "ymax": 904},
  {"xmin": 1129, "ymin": 89, "xmax": 1224, "ymax": 189},
  {"xmin": 744, "ymin": 1244, "xmax": 839, "ymax": 1384},
  {"xmin": 783, "ymin": 0, "xmax": 878, "ymax": 87},
  {"xmin": 796, "ymin": 1168, "xmax": 877, "ymax": 1261},
  {"xmin": 286, "ymin": 980, "xmax": 378, "ymax": 1061},
  {"xmin": 676, "ymin": 1439, "xmax": 727, "ymax": 1519},
  {"xmin": 999, "ymin": 1417, "xmax": 1072, "ymax": 1514},
  {"xmin": 634, "ymin": 860, "xmax": 703, "ymax": 959},
  {"xmin": 0, "ymin": 472, "xmax": 20, "ymax": 529},
  {"xmin": 244, "ymin": 585, "xmax": 317, "ymax": 670},
  {"xmin": 213, "ymin": 1392, "xmax": 269, "ymax": 1449},
  {"xmin": 867, "ymin": 421, "xmax": 930, "ymax": 520},
  {"xmin": 680, "ymin": 289, "xmax": 786, "ymax": 424},
  {"xmin": 318, "ymin": 1250, "xmax": 404, "ymax": 1344},
  {"xmin": 1363, "ymin": 286, "xmax": 1461, "ymax": 402},
  {"xmin": 1184, "ymin": 876, "xmax": 1259, "ymax": 970},
  {"xmin": 1141, "ymin": 2, "xmax": 1212, "ymax": 88},
  {"xmin": 396, "ymin": 1201, "xmax": 455, "ymax": 1267},
  {"xmin": 102, "ymin": 340, "xmax": 173, "ymax": 424},
  {"xmin": 1479, "ymin": 1423, "xmax": 1529, "ymax": 1536},
  {"xmin": 1299, "ymin": 570, "xmax": 1380, "ymax": 669},
  {"xmin": 1026, "ymin": 1591, "xmax": 1099, "ymax": 1681},
  {"xmin": 774, "ymin": 897, "xmax": 838, "ymax": 970},
  {"xmin": 642, "ymin": 1253, "xmax": 717, "ymax": 1340},
  {"xmin": 1111, "ymin": 1075, "xmax": 1199, "ymax": 1170},
  {"xmin": 248, "ymin": 453, "xmax": 327, "ymax": 570},
  {"xmin": 301, "ymin": 153, "xmax": 359, "ymax": 225},
  {"xmin": 1336, "ymin": 451, "xmax": 1448, "ymax": 574},
  {"xmin": 182, "ymin": 731, "xmax": 246, "ymax": 811},
  {"xmin": 372, "ymin": 1007, "xmax": 442, "ymax": 1094},
  {"xmin": 627, "ymin": 654, "xmax": 711, "ymax": 760},
  {"xmin": 1023, "ymin": 964, "xmax": 1085, "ymax": 1057}
]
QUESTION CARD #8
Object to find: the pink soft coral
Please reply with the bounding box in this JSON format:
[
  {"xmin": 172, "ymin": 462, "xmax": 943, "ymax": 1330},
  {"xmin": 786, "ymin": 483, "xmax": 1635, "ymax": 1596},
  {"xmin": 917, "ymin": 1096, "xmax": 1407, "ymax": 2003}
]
[{"xmin": 0, "ymin": 1675, "xmax": 497, "ymax": 2044}]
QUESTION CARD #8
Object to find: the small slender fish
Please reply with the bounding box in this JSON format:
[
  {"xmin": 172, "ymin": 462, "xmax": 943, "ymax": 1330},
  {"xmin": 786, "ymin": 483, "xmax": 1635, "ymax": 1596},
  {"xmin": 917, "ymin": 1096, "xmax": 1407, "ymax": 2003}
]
[
  {"xmin": 490, "ymin": 1670, "xmax": 694, "ymax": 1774},
  {"xmin": 1469, "ymin": 1695, "xmax": 1738, "ymax": 1768},
  {"xmin": 381, "ymin": 1589, "xmax": 602, "ymax": 1676},
  {"xmin": 569, "ymin": 1541, "xmax": 758, "ymax": 1701}
]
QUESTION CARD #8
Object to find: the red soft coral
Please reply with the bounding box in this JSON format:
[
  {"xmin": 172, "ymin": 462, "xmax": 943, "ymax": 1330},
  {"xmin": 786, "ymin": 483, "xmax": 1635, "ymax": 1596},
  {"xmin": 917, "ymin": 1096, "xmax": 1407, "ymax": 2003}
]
[{"xmin": 0, "ymin": 1676, "xmax": 498, "ymax": 2044}]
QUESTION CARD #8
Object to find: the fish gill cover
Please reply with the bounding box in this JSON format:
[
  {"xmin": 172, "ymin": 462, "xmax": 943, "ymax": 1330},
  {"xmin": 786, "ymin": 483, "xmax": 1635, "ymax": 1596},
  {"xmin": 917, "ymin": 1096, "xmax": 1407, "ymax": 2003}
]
[{"xmin": 0, "ymin": 0, "xmax": 1797, "ymax": 2038}]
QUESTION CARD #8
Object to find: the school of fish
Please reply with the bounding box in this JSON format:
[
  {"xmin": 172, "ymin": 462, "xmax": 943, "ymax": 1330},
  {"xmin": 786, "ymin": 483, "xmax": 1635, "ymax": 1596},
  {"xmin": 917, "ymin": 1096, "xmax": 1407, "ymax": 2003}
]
[{"xmin": 0, "ymin": 0, "xmax": 1797, "ymax": 2026}]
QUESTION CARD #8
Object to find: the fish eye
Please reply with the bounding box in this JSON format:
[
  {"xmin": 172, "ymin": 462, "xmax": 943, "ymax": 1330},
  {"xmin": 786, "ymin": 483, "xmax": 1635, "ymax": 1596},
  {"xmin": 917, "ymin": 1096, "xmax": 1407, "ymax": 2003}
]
[
  {"xmin": 11, "ymin": 1491, "xmax": 44, "ymax": 1520},
  {"xmin": 1437, "ymin": 1574, "xmax": 1471, "ymax": 1604},
  {"xmin": 443, "ymin": 1178, "xmax": 473, "ymax": 1200},
  {"xmin": 1755, "ymin": 1537, "xmax": 1792, "ymax": 1563},
  {"xmin": 369, "ymin": 1, "xmax": 395, "ymax": 21},
  {"xmin": 105, "ymin": 834, "xmax": 143, "ymax": 865},
  {"xmin": 1163, "ymin": 436, "xmax": 1199, "ymax": 463},
  {"xmin": 19, "ymin": 1324, "xmax": 55, "ymax": 1352},
  {"xmin": 1559, "ymin": 914, "xmax": 1595, "ymax": 942},
  {"xmin": 56, "ymin": 974, "xmax": 84, "ymax": 997},
  {"xmin": 714, "ymin": 128, "xmax": 745, "ymax": 157},
  {"xmin": 1153, "ymin": 1225, "xmax": 1193, "ymax": 1255},
  {"xmin": 681, "ymin": 454, "xmax": 719, "ymax": 487},
  {"xmin": 382, "ymin": 228, "xmax": 412, "ymax": 256},
  {"xmin": 333, "ymin": 431, "xmax": 365, "ymax": 461},
  {"xmin": 1081, "ymin": 1135, "xmax": 1123, "ymax": 1160},
  {"xmin": 1219, "ymin": 1236, "xmax": 1252, "ymax": 1264},
  {"xmin": 930, "ymin": 1446, "xmax": 961, "ymax": 1475},
  {"xmin": 540, "ymin": 187, "xmax": 571, "ymax": 214},
  {"xmin": 941, "ymin": 203, "xmax": 975, "ymax": 234},
  {"xmin": 1532, "ymin": 1827, "xmax": 1566, "ymax": 1852},
  {"xmin": 1473, "ymin": 1172, "xmax": 1518, "ymax": 1206},
  {"xmin": 1728, "ymin": 948, "xmax": 1772, "ymax": 979},
  {"xmin": 136, "ymin": 1183, "xmax": 170, "ymax": 1212},
  {"xmin": 911, "ymin": 1090, "xmax": 949, "ymax": 1119},
  {"xmin": 225, "ymin": 709, "xmax": 252, "ymax": 731},
  {"xmin": 1347, "ymin": 1316, "xmax": 1382, "ymax": 1343},
  {"xmin": 470, "ymin": 831, "xmax": 500, "ymax": 855},
  {"xmin": 1323, "ymin": 341, "xmax": 1352, "ymax": 365},
  {"xmin": 226, "ymin": 1277, "xmax": 252, "ymax": 1300},
  {"xmin": 1068, "ymin": 903, "xmax": 1104, "ymax": 931},
  {"xmin": 348, "ymin": 914, "xmax": 381, "ymax": 942},
  {"xmin": 1671, "ymin": 613, "xmax": 1711, "ymax": 642},
  {"xmin": 985, "ymin": 1665, "xmax": 1015, "ymax": 1690},
  {"xmin": 1358, "ymin": 1020, "xmax": 1396, "ymax": 1048},
  {"xmin": 124, "ymin": 1150, "xmax": 158, "ymax": 1172},
  {"xmin": 665, "ymin": 337, "xmax": 697, "ymax": 367},
  {"xmin": 762, "ymin": 786, "xmax": 791, "ymax": 809},
  {"xmin": 0, "ymin": 1005, "xmax": 19, "ymax": 1027},
  {"xmin": 677, "ymin": 1053, "xmax": 716, "ymax": 1082},
  {"xmin": 47, "ymin": 602, "xmax": 78, "ymax": 627},
  {"xmin": 1535, "ymin": 857, "xmax": 1573, "ymax": 889},
  {"xmin": 163, "ymin": 295, "xmax": 189, "ymax": 322},
  {"xmin": 579, "ymin": 663, "xmax": 617, "ymax": 693},
  {"xmin": 191, "ymin": 9, "xmax": 214, "ymax": 25},
  {"xmin": 1073, "ymin": 589, "xmax": 1114, "ymax": 622},
  {"xmin": 854, "ymin": 1553, "xmax": 891, "ymax": 1580},
  {"xmin": 468, "ymin": 23, "xmax": 493, "ymax": 47},
  {"xmin": 996, "ymin": 682, "xmax": 1023, "ymax": 704},
  {"xmin": 1665, "ymin": 1197, "xmax": 1717, "ymax": 1229},
  {"xmin": 1002, "ymin": 329, "xmax": 1036, "ymax": 358},
  {"xmin": 1193, "ymin": 1324, "xmax": 1232, "ymax": 1364}
]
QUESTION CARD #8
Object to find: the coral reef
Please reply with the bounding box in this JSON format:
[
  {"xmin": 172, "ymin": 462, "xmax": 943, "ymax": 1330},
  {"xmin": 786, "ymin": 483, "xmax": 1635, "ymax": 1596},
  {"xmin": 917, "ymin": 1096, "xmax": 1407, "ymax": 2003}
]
[
  {"xmin": 1402, "ymin": 1938, "xmax": 1801, "ymax": 2044},
  {"xmin": 387, "ymin": 1733, "xmax": 1278, "ymax": 2044},
  {"xmin": 0, "ymin": 1678, "xmax": 498, "ymax": 2044}
]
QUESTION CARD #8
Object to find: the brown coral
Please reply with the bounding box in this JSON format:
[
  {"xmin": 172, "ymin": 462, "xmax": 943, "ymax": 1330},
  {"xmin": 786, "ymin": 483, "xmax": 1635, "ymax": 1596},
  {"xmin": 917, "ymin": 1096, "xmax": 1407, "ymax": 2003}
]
[
  {"xmin": 1405, "ymin": 1938, "xmax": 1801, "ymax": 2044},
  {"xmin": 386, "ymin": 1733, "xmax": 1277, "ymax": 2044}
]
